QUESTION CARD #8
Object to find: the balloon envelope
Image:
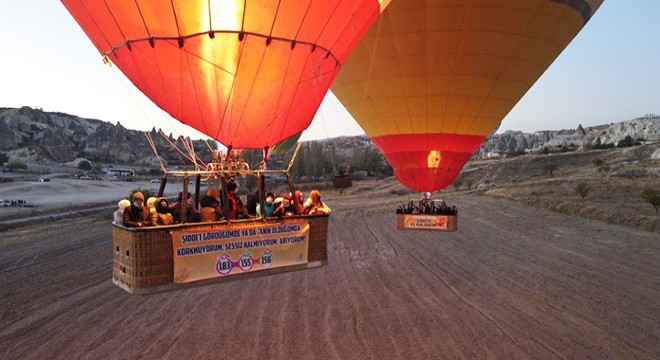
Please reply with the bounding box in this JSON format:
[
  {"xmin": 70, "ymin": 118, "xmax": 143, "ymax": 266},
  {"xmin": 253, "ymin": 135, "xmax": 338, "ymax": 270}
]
[
  {"xmin": 332, "ymin": 0, "xmax": 604, "ymax": 192},
  {"xmin": 62, "ymin": 0, "xmax": 391, "ymax": 149}
]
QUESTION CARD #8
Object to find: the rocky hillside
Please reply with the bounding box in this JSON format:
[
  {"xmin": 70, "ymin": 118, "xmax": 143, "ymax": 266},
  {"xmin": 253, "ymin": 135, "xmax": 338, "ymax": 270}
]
[
  {"xmin": 0, "ymin": 106, "xmax": 658, "ymax": 170},
  {"xmin": 476, "ymin": 116, "xmax": 660, "ymax": 158},
  {"xmin": 0, "ymin": 106, "xmax": 214, "ymax": 168}
]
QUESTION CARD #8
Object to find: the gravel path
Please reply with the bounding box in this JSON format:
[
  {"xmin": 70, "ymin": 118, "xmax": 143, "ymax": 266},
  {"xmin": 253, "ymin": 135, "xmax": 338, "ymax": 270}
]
[{"xmin": 1, "ymin": 194, "xmax": 658, "ymax": 359}]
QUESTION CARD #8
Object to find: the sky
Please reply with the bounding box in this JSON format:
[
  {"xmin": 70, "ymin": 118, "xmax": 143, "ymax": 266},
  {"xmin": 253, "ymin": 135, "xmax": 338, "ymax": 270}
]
[{"xmin": 0, "ymin": 1, "xmax": 658, "ymax": 142}]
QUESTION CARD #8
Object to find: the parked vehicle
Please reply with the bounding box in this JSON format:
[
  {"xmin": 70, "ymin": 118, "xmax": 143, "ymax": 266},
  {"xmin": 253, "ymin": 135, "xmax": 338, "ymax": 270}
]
[
  {"xmin": 38, "ymin": 178, "xmax": 51, "ymax": 182},
  {"xmin": 0, "ymin": 199, "xmax": 11, "ymax": 207},
  {"xmin": 108, "ymin": 176, "xmax": 120, "ymax": 181},
  {"xmin": 477, "ymin": 180, "xmax": 496, "ymax": 190},
  {"xmin": 150, "ymin": 178, "xmax": 161, "ymax": 183},
  {"xmin": 79, "ymin": 175, "xmax": 93, "ymax": 180}
]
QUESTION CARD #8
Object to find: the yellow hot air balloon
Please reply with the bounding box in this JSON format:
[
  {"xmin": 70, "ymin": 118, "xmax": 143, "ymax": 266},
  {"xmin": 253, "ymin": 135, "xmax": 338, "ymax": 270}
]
[{"xmin": 332, "ymin": 0, "xmax": 604, "ymax": 192}]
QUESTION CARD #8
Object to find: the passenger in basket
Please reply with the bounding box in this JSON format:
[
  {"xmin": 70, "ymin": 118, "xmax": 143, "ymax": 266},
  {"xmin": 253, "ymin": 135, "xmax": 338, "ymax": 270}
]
[
  {"xmin": 155, "ymin": 197, "xmax": 175, "ymax": 225},
  {"xmin": 293, "ymin": 190, "xmax": 305, "ymax": 213},
  {"xmin": 273, "ymin": 193, "xmax": 284, "ymax": 209},
  {"xmin": 302, "ymin": 190, "xmax": 331, "ymax": 215},
  {"xmin": 273, "ymin": 195, "xmax": 296, "ymax": 217},
  {"xmin": 123, "ymin": 191, "xmax": 150, "ymax": 227},
  {"xmin": 236, "ymin": 197, "xmax": 250, "ymax": 219},
  {"xmin": 200, "ymin": 189, "xmax": 223, "ymax": 222},
  {"xmin": 246, "ymin": 190, "xmax": 259, "ymax": 216},
  {"xmin": 256, "ymin": 192, "xmax": 275, "ymax": 217},
  {"xmin": 113, "ymin": 199, "xmax": 131, "ymax": 225},
  {"xmin": 171, "ymin": 191, "xmax": 200, "ymax": 223},
  {"xmin": 226, "ymin": 180, "xmax": 238, "ymax": 220},
  {"xmin": 146, "ymin": 197, "xmax": 158, "ymax": 226}
]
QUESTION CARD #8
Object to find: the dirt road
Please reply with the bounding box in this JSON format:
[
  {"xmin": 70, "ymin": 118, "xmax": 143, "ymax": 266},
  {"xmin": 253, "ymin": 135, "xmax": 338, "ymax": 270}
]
[{"xmin": 1, "ymin": 194, "xmax": 658, "ymax": 359}]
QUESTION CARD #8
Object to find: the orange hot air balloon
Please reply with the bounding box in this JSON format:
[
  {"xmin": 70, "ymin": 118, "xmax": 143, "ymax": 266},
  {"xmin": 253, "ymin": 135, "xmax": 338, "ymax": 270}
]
[
  {"xmin": 61, "ymin": 0, "xmax": 391, "ymax": 149},
  {"xmin": 332, "ymin": 0, "xmax": 604, "ymax": 192}
]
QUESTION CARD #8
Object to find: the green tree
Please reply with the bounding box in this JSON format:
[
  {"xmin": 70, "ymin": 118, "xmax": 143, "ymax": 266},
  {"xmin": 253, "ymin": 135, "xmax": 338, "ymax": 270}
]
[
  {"xmin": 7, "ymin": 160, "xmax": 27, "ymax": 171},
  {"xmin": 575, "ymin": 182, "xmax": 591, "ymax": 199},
  {"xmin": 0, "ymin": 152, "xmax": 8, "ymax": 166},
  {"xmin": 617, "ymin": 135, "xmax": 635, "ymax": 148},
  {"xmin": 351, "ymin": 147, "xmax": 390, "ymax": 177},
  {"xmin": 289, "ymin": 142, "xmax": 331, "ymax": 182},
  {"xmin": 452, "ymin": 178, "xmax": 463, "ymax": 191},
  {"xmin": 304, "ymin": 141, "xmax": 332, "ymax": 180},
  {"xmin": 641, "ymin": 188, "xmax": 660, "ymax": 214},
  {"xmin": 544, "ymin": 163, "xmax": 559, "ymax": 177},
  {"xmin": 78, "ymin": 160, "xmax": 92, "ymax": 172}
]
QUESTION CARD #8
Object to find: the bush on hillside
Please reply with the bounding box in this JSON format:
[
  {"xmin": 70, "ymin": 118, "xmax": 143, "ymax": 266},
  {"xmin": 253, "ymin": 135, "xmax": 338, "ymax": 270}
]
[
  {"xmin": 641, "ymin": 188, "xmax": 660, "ymax": 214},
  {"xmin": 0, "ymin": 152, "xmax": 8, "ymax": 166},
  {"xmin": 575, "ymin": 182, "xmax": 591, "ymax": 199},
  {"xmin": 452, "ymin": 178, "xmax": 463, "ymax": 190},
  {"xmin": 7, "ymin": 160, "xmax": 27, "ymax": 171}
]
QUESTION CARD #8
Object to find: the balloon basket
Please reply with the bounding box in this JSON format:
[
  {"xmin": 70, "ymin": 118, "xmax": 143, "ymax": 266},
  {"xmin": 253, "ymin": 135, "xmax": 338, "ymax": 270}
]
[
  {"xmin": 332, "ymin": 174, "xmax": 352, "ymax": 189},
  {"xmin": 112, "ymin": 214, "xmax": 329, "ymax": 294},
  {"xmin": 396, "ymin": 213, "xmax": 457, "ymax": 232}
]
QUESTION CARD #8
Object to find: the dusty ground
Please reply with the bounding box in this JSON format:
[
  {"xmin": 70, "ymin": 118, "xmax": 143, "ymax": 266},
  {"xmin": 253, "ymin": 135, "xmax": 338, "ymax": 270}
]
[
  {"xmin": 1, "ymin": 180, "xmax": 659, "ymax": 359},
  {"xmin": 446, "ymin": 144, "xmax": 660, "ymax": 233},
  {"xmin": 0, "ymin": 176, "xmax": 170, "ymax": 212}
]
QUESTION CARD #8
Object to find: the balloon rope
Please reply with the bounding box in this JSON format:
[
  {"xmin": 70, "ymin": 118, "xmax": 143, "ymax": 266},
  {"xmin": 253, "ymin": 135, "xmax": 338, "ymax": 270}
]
[
  {"xmin": 190, "ymin": 139, "xmax": 208, "ymax": 169},
  {"xmin": 262, "ymin": 146, "xmax": 270, "ymax": 170},
  {"xmin": 180, "ymin": 136, "xmax": 198, "ymax": 169},
  {"xmin": 179, "ymin": 136, "xmax": 208, "ymax": 170},
  {"xmin": 292, "ymin": 1, "xmax": 314, "ymax": 40},
  {"xmin": 170, "ymin": 0, "xmax": 183, "ymax": 40},
  {"xmin": 360, "ymin": 14, "xmax": 382, "ymax": 103},
  {"xmin": 158, "ymin": 130, "xmax": 195, "ymax": 164},
  {"xmin": 268, "ymin": 1, "xmax": 283, "ymax": 38},
  {"xmin": 207, "ymin": 0, "xmax": 213, "ymax": 29},
  {"xmin": 287, "ymin": 142, "xmax": 303, "ymax": 172},
  {"xmin": 144, "ymin": 132, "xmax": 168, "ymax": 174},
  {"xmin": 241, "ymin": 0, "xmax": 247, "ymax": 32},
  {"xmin": 203, "ymin": 139, "xmax": 215, "ymax": 153},
  {"xmin": 310, "ymin": 0, "xmax": 342, "ymax": 52}
]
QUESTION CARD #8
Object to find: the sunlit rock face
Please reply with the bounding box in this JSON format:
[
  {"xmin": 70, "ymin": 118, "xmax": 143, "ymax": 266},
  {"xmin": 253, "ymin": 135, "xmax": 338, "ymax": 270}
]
[
  {"xmin": 475, "ymin": 116, "xmax": 660, "ymax": 158},
  {"xmin": 0, "ymin": 106, "xmax": 206, "ymax": 166}
]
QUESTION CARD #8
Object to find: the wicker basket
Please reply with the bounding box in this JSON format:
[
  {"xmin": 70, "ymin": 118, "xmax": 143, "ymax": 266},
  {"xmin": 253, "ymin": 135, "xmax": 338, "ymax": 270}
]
[
  {"xmin": 112, "ymin": 225, "xmax": 174, "ymax": 290},
  {"xmin": 332, "ymin": 174, "xmax": 352, "ymax": 189},
  {"xmin": 112, "ymin": 214, "xmax": 329, "ymax": 293},
  {"xmin": 304, "ymin": 215, "xmax": 329, "ymax": 262}
]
